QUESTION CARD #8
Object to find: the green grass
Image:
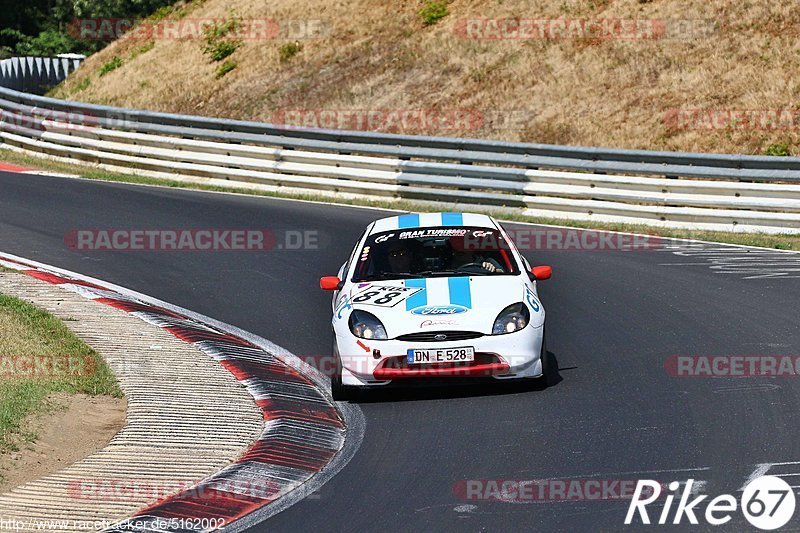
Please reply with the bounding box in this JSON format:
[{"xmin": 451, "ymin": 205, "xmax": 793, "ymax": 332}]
[
  {"xmin": 215, "ymin": 59, "xmax": 237, "ymax": 78},
  {"xmin": 279, "ymin": 42, "xmax": 302, "ymax": 63},
  {"xmin": 419, "ymin": 0, "xmax": 449, "ymax": 25},
  {"xmin": 98, "ymin": 57, "xmax": 123, "ymax": 77},
  {"xmin": 151, "ymin": 5, "xmax": 172, "ymax": 21},
  {"xmin": 130, "ymin": 41, "xmax": 155, "ymax": 60},
  {"xmin": 203, "ymin": 18, "xmax": 241, "ymax": 42},
  {"xmin": 150, "ymin": 5, "xmax": 174, "ymax": 22},
  {"xmin": 203, "ymin": 18, "xmax": 242, "ymax": 63},
  {"xmin": 74, "ymin": 77, "xmax": 91, "ymax": 92},
  {"xmin": 206, "ymin": 40, "xmax": 240, "ymax": 62},
  {"xmin": 765, "ymin": 143, "xmax": 791, "ymax": 156},
  {"xmin": 149, "ymin": 2, "xmax": 194, "ymax": 22},
  {"xmin": 1, "ymin": 147, "xmax": 799, "ymax": 252},
  {"xmin": 0, "ymin": 291, "xmax": 121, "ymax": 456}
]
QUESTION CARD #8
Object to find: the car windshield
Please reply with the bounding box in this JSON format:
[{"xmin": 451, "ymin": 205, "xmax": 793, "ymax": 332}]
[{"xmin": 352, "ymin": 227, "xmax": 520, "ymax": 282}]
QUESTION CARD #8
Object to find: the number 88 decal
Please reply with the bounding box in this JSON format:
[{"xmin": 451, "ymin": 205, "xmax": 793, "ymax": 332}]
[{"xmin": 352, "ymin": 287, "xmax": 415, "ymax": 307}]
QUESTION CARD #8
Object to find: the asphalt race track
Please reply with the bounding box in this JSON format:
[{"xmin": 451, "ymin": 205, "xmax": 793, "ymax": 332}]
[{"xmin": 2, "ymin": 170, "xmax": 800, "ymax": 531}]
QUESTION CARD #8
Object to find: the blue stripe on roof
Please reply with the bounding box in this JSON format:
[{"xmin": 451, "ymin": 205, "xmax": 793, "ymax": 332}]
[
  {"xmin": 448, "ymin": 277, "xmax": 472, "ymax": 309},
  {"xmin": 397, "ymin": 214, "xmax": 421, "ymax": 229},
  {"xmin": 405, "ymin": 279, "xmax": 427, "ymax": 311},
  {"xmin": 441, "ymin": 213, "xmax": 464, "ymax": 226}
]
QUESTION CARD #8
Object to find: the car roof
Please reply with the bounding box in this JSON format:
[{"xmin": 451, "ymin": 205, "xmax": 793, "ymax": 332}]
[{"xmin": 369, "ymin": 212, "xmax": 498, "ymax": 234}]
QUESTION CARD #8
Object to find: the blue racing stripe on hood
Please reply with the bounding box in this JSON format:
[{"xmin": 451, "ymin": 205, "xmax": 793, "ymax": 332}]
[
  {"xmin": 397, "ymin": 214, "xmax": 421, "ymax": 229},
  {"xmin": 441, "ymin": 213, "xmax": 463, "ymax": 226},
  {"xmin": 405, "ymin": 278, "xmax": 427, "ymax": 310},
  {"xmin": 448, "ymin": 277, "xmax": 472, "ymax": 309}
]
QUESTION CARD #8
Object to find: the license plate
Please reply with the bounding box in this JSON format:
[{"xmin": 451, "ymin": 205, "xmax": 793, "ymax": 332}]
[{"xmin": 407, "ymin": 347, "xmax": 475, "ymax": 364}]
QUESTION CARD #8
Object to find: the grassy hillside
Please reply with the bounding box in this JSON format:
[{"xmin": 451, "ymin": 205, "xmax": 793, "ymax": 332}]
[{"xmin": 52, "ymin": 0, "xmax": 800, "ymax": 155}]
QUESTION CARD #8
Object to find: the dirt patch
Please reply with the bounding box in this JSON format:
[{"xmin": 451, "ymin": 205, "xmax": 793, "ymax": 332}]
[{"xmin": 0, "ymin": 392, "xmax": 126, "ymax": 492}]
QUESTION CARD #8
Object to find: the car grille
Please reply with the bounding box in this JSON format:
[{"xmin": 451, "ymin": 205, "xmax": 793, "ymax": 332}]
[
  {"xmin": 395, "ymin": 331, "xmax": 485, "ymax": 342},
  {"xmin": 378, "ymin": 352, "xmax": 504, "ymax": 370}
]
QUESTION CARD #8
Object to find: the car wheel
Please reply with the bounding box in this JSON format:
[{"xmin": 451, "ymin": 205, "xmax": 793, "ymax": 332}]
[{"xmin": 331, "ymin": 369, "xmax": 350, "ymax": 401}]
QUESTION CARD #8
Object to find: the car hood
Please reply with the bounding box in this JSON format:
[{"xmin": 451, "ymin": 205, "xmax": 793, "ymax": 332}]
[{"xmin": 347, "ymin": 275, "xmax": 542, "ymax": 337}]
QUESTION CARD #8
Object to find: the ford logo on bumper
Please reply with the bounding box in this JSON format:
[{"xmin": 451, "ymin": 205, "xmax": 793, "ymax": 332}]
[{"xmin": 411, "ymin": 305, "xmax": 468, "ymax": 316}]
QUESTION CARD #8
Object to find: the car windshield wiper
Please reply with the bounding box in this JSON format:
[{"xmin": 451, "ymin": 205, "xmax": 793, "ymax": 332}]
[
  {"xmin": 358, "ymin": 268, "xmax": 497, "ymax": 282},
  {"xmin": 358, "ymin": 272, "xmax": 420, "ymax": 281},
  {"xmin": 416, "ymin": 270, "xmax": 458, "ymax": 277},
  {"xmin": 417, "ymin": 269, "xmax": 490, "ymax": 277},
  {"xmin": 417, "ymin": 269, "xmax": 493, "ymax": 277}
]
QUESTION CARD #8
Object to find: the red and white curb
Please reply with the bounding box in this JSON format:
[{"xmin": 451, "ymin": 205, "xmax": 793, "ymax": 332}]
[
  {"xmin": 0, "ymin": 159, "xmax": 79, "ymax": 177},
  {"xmin": 0, "ymin": 251, "xmax": 364, "ymax": 532},
  {"xmin": 0, "ymin": 161, "xmax": 31, "ymax": 173}
]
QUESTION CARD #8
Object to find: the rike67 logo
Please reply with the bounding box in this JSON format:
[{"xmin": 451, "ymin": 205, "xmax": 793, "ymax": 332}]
[{"xmin": 626, "ymin": 476, "xmax": 795, "ymax": 530}]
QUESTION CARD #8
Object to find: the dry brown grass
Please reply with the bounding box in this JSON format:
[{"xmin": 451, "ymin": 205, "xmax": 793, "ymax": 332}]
[{"xmin": 51, "ymin": 0, "xmax": 800, "ymax": 154}]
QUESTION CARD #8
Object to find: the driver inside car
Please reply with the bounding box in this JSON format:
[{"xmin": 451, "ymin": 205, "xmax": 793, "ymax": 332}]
[
  {"xmin": 449, "ymin": 244, "xmax": 504, "ymax": 273},
  {"xmin": 386, "ymin": 242, "xmax": 413, "ymax": 273}
]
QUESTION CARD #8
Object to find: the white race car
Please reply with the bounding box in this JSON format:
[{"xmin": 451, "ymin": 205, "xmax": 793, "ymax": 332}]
[{"xmin": 320, "ymin": 212, "xmax": 552, "ymax": 400}]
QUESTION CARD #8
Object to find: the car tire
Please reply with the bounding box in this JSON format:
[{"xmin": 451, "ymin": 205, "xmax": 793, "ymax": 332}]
[
  {"xmin": 534, "ymin": 330, "xmax": 553, "ymax": 389},
  {"xmin": 331, "ymin": 336, "xmax": 354, "ymax": 401},
  {"xmin": 525, "ymin": 335, "xmax": 556, "ymax": 390},
  {"xmin": 331, "ymin": 369, "xmax": 351, "ymax": 401}
]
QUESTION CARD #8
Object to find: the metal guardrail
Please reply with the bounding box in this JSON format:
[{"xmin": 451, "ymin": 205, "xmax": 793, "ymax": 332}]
[{"xmin": 1, "ymin": 56, "xmax": 799, "ymax": 233}]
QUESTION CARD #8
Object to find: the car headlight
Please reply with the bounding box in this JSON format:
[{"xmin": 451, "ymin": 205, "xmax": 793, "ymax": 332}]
[
  {"xmin": 349, "ymin": 310, "xmax": 388, "ymax": 340},
  {"xmin": 492, "ymin": 303, "xmax": 530, "ymax": 335}
]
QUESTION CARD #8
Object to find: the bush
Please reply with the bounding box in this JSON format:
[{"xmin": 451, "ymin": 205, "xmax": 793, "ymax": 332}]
[
  {"xmin": 279, "ymin": 42, "xmax": 302, "ymax": 63},
  {"xmin": 215, "ymin": 59, "xmax": 237, "ymax": 79},
  {"xmin": 419, "ymin": 1, "xmax": 449, "ymax": 26},
  {"xmin": 98, "ymin": 56, "xmax": 123, "ymax": 76},
  {"xmin": 0, "ymin": 1, "xmax": 178, "ymax": 56},
  {"xmin": 150, "ymin": 5, "xmax": 174, "ymax": 22},
  {"xmin": 0, "ymin": 29, "xmax": 26, "ymax": 49},
  {"xmin": 14, "ymin": 30, "xmax": 83, "ymax": 56},
  {"xmin": 206, "ymin": 40, "xmax": 240, "ymax": 62},
  {"xmin": 202, "ymin": 18, "xmax": 242, "ymax": 62},
  {"xmin": 204, "ymin": 18, "xmax": 241, "ymax": 42},
  {"xmin": 765, "ymin": 143, "xmax": 791, "ymax": 156}
]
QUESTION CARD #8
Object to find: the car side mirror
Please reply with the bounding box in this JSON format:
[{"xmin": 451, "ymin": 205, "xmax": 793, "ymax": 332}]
[
  {"xmin": 320, "ymin": 276, "xmax": 343, "ymax": 291},
  {"xmin": 531, "ymin": 266, "xmax": 552, "ymax": 280}
]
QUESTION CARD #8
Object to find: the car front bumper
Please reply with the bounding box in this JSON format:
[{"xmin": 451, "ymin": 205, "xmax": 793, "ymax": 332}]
[{"xmin": 335, "ymin": 325, "xmax": 544, "ymax": 387}]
